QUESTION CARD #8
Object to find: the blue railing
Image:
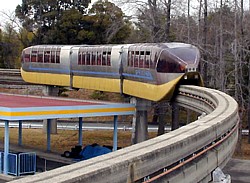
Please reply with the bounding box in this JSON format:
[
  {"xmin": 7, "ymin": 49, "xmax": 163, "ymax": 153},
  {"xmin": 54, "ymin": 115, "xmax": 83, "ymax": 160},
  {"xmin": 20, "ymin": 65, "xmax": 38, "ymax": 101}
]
[
  {"xmin": 0, "ymin": 152, "xmax": 36, "ymax": 176},
  {"xmin": 18, "ymin": 152, "xmax": 36, "ymax": 176},
  {"xmin": 8, "ymin": 153, "xmax": 18, "ymax": 176}
]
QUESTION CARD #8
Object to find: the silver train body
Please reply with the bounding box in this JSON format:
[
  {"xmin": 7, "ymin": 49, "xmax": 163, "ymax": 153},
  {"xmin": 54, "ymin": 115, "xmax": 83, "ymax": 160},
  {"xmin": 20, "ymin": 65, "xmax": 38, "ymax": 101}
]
[{"xmin": 21, "ymin": 43, "xmax": 202, "ymax": 101}]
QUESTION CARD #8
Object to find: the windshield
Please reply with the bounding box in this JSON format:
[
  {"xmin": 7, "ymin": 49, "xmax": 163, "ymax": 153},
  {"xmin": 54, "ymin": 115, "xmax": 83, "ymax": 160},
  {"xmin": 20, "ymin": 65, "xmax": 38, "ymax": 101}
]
[
  {"xmin": 156, "ymin": 50, "xmax": 186, "ymax": 73},
  {"xmin": 167, "ymin": 47, "xmax": 199, "ymax": 65}
]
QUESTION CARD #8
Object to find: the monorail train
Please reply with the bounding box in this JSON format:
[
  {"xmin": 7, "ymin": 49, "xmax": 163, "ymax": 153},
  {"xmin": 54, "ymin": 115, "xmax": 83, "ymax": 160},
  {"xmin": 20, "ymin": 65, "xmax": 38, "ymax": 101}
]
[{"xmin": 21, "ymin": 43, "xmax": 203, "ymax": 101}]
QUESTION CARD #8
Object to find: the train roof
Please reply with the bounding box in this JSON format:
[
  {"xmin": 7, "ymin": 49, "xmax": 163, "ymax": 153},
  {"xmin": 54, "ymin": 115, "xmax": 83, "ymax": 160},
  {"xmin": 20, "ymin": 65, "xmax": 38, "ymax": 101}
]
[{"xmin": 24, "ymin": 42, "xmax": 197, "ymax": 50}]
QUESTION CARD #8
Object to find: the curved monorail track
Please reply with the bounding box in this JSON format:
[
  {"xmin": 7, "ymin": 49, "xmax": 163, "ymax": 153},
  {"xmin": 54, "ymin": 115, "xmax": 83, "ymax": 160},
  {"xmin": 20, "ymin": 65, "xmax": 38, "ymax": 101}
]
[{"xmin": 9, "ymin": 85, "xmax": 239, "ymax": 183}]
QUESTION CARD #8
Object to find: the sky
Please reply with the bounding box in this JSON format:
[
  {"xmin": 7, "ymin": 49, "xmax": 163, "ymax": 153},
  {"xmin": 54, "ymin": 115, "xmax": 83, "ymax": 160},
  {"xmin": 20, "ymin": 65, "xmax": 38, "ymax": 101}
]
[
  {"xmin": 1, "ymin": 0, "xmax": 22, "ymax": 12},
  {"xmin": 0, "ymin": 0, "xmax": 249, "ymax": 15}
]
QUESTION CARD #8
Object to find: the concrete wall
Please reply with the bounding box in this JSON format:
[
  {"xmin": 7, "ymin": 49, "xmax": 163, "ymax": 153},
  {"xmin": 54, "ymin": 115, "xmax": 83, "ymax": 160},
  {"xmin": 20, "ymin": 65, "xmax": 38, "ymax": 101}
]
[{"xmin": 10, "ymin": 85, "xmax": 239, "ymax": 183}]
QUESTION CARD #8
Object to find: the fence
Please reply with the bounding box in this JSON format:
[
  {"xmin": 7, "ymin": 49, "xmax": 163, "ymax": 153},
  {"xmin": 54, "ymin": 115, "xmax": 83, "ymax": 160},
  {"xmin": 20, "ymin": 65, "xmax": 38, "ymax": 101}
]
[{"xmin": 0, "ymin": 152, "xmax": 36, "ymax": 176}]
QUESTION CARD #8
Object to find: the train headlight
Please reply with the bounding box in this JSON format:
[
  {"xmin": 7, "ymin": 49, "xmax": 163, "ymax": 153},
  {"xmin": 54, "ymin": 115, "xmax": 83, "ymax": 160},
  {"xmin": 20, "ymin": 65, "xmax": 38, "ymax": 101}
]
[{"xmin": 184, "ymin": 75, "xmax": 188, "ymax": 80}]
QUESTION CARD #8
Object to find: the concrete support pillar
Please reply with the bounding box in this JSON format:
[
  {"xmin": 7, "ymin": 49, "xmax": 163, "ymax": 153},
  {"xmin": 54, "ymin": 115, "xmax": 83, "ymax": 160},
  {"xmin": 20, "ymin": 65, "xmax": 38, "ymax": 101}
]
[
  {"xmin": 43, "ymin": 85, "xmax": 59, "ymax": 96},
  {"xmin": 42, "ymin": 86, "xmax": 59, "ymax": 134},
  {"xmin": 171, "ymin": 102, "xmax": 179, "ymax": 130},
  {"xmin": 158, "ymin": 104, "xmax": 167, "ymax": 135},
  {"xmin": 130, "ymin": 98, "xmax": 151, "ymax": 144},
  {"xmin": 43, "ymin": 119, "xmax": 57, "ymax": 134}
]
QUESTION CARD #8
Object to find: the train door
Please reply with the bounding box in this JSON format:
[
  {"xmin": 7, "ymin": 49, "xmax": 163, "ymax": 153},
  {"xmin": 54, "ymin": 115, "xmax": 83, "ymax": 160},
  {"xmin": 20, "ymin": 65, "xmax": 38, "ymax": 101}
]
[
  {"xmin": 60, "ymin": 46, "xmax": 76, "ymax": 88},
  {"xmin": 110, "ymin": 45, "xmax": 123, "ymax": 74},
  {"xmin": 69, "ymin": 46, "xmax": 80, "ymax": 89},
  {"xmin": 111, "ymin": 45, "xmax": 130, "ymax": 94}
]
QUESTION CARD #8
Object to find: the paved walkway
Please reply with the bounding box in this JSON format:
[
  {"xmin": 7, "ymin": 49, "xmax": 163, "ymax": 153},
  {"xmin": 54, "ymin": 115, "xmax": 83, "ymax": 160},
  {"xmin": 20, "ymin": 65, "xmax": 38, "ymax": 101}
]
[{"xmin": 223, "ymin": 158, "xmax": 250, "ymax": 183}]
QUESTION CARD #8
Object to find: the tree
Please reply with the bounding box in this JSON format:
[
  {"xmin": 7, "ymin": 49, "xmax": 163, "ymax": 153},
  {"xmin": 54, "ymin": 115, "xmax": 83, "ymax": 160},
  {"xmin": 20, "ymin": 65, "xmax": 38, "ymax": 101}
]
[
  {"xmin": 0, "ymin": 10, "xmax": 29, "ymax": 68},
  {"xmin": 15, "ymin": 0, "xmax": 91, "ymax": 44},
  {"xmin": 88, "ymin": 0, "xmax": 132, "ymax": 44},
  {"xmin": 15, "ymin": 0, "xmax": 131, "ymax": 45},
  {"xmin": 0, "ymin": 23, "xmax": 22, "ymax": 68}
]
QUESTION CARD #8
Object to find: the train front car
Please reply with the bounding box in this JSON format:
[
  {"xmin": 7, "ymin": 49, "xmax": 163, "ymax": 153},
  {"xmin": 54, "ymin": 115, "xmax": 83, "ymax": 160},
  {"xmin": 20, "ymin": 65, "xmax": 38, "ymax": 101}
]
[{"xmin": 122, "ymin": 43, "xmax": 202, "ymax": 101}]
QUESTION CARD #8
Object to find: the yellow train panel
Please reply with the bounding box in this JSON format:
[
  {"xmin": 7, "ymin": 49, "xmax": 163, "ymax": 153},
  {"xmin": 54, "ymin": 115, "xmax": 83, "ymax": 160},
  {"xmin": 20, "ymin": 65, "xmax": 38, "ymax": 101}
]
[
  {"xmin": 123, "ymin": 76, "xmax": 183, "ymax": 102},
  {"xmin": 21, "ymin": 68, "xmax": 70, "ymax": 86},
  {"xmin": 73, "ymin": 76, "xmax": 120, "ymax": 93}
]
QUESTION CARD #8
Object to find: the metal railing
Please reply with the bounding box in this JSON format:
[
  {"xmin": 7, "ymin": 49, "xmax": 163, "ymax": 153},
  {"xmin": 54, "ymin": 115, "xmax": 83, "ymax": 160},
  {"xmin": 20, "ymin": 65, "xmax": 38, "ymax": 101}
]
[{"xmin": 0, "ymin": 152, "xmax": 36, "ymax": 176}]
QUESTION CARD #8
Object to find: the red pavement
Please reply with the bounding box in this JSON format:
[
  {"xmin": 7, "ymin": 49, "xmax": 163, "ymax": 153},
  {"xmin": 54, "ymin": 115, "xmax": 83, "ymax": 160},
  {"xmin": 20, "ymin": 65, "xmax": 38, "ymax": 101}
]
[{"xmin": 0, "ymin": 93, "xmax": 101, "ymax": 108}]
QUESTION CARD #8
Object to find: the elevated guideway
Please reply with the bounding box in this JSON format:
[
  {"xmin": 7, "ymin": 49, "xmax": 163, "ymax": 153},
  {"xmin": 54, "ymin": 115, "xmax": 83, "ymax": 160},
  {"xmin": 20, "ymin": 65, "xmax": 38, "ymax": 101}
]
[{"xmin": 9, "ymin": 85, "xmax": 239, "ymax": 183}]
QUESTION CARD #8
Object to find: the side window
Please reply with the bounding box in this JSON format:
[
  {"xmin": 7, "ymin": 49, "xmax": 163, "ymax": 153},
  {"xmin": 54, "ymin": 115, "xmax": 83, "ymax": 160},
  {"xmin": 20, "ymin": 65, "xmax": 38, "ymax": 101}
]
[
  {"xmin": 24, "ymin": 52, "xmax": 30, "ymax": 62},
  {"xmin": 78, "ymin": 52, "xmax": 82, "ymax": 65},
  {"xmin": 51, "ymin": 51, "xmax": 55, "ymax": 63},
  {"xmin": 107, "ymin": 51, "xmax": 111, "ymax": 66},
  {"xmin": 102, "ymin": 51, "xmax": 107, "ymax": 65},
  {"xmin": 151, "ymin": 53, "xmax": 158, "ymax": 69},
  {"xmin": 134, "ymin": 51, "xmax": 139, "ymax": 67},
  {"xmin": 139, "ymin": 51, "xmax": 144, "ymax": 68},
  {"xmin": 44, "ymin": 51, "xmax": 50, "ymax": 63},
  {"xmin": 86, "ymin": 52, "xmax": 90, "ymax": 65},
  {"xmin": 31, "ymin": 51, "xmax": 37, "ymax": 62},
  {"xmin": 145, "ymin": 51, "xmax": 150, "ymax": 68},
  {"xmin": 82, "ymin": 52, "xmax": 86, "ymax": 65},
  {"xmin": 97, "ymin": 52, "xmax": 102, "ymax": 65},
  {"xmin": 38, "ymin": 50, "xmax": 43, "ymax": 63},
  {"xmin": 56, "ymin": 50, "xmax": 60, "ymax": 63},
  {"xmin": 78, "ymin": 48, "xmax": 87, "ymax": 65},
  {"xmin": 128, "ymin": 51, "xmax": 134, "ymax": 67},
  {"xmin": 91, "ymin": 52, "xmax": 96, "ymax": 65}
]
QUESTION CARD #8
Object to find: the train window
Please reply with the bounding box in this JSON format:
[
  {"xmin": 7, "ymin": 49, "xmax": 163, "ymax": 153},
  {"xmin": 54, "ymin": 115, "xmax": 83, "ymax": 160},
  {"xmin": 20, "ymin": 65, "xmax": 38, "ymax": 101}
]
[
  {"xmin": 97, "ymin": 52, "xmax": 102, "ymax": 65},
  {"xmin": 44, "ymin": 51, "xmax": 50, "ymax": 63},
  {"xmin": 31, "ymin": 51, "xmax": 37, "ymax": 62},
  {"xmin": 129, "ymin": 51, "xmax": 134, "ymax": 67},
  {"xmin": 145, "ymin": 51, "xmax": 150, "ymax": 68},
  {"xmin": 38, "ymin": 50, "xmax": 43, "ymax": 63},
  {"xmin": 102, "ymin": 51, "xmax": 107, "ymax": 65},
  {"xmin": 139, "ymin": 51, "xmax": 145, "ymax": 68},
  {"xmin": 24, "ymin": 52, "xmax": 30, "ymax": 62},
  {"xmin": 107, "ymin": 51, "xmax": 111, "ymax": 66},
  {"xmin": 82, "ymin": 52, "xmax": 86, "ymax": 65},
  {"xmin": 127, "ymin": 51, "xmax": 131, "ymax": 66},
  {"xmin": 56, "ymin": 51, "xmax": 60, "ymax": 63},
  {"xmin": 51, "ymin": 51, "xmax": 55, "ymax": 63},
  {"xmin": 145, "ymin": 59, "xmax": 149, "ymax": 68},
  {"xmin": 151, "ymin": 53, "xmax": 158, "ymax": 69},
  {"xmin": 150, "ymin": 60, "xmax": 155, "ymax": 69},
  {"xmin": 156, "ymin": 50, "xmax": 185, "ymax": 73},
  {"xmin": 134, "ymin": 50, "xmax": 140, "ymax": 68},
  {"xmin": 86, "ymin": 53, "xmax": 90, "ymax": 65},
  {"xmin": 91, "ymin": 52, "xmax": 96, "ymax": 65},
  {"xmin": 78, "ymin": 52, "xmax": 82, "ymax": 65},
  {"xmin": 169, "ymin": 48, "xmax": 198, "ymax": 64}
]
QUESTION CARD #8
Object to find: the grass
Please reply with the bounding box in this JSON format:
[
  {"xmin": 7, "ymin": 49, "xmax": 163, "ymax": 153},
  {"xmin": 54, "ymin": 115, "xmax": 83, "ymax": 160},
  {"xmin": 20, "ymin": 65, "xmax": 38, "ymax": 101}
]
[{"xmin": 0, "ymin": 128, "xmax": 157, "ymax": 154}]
